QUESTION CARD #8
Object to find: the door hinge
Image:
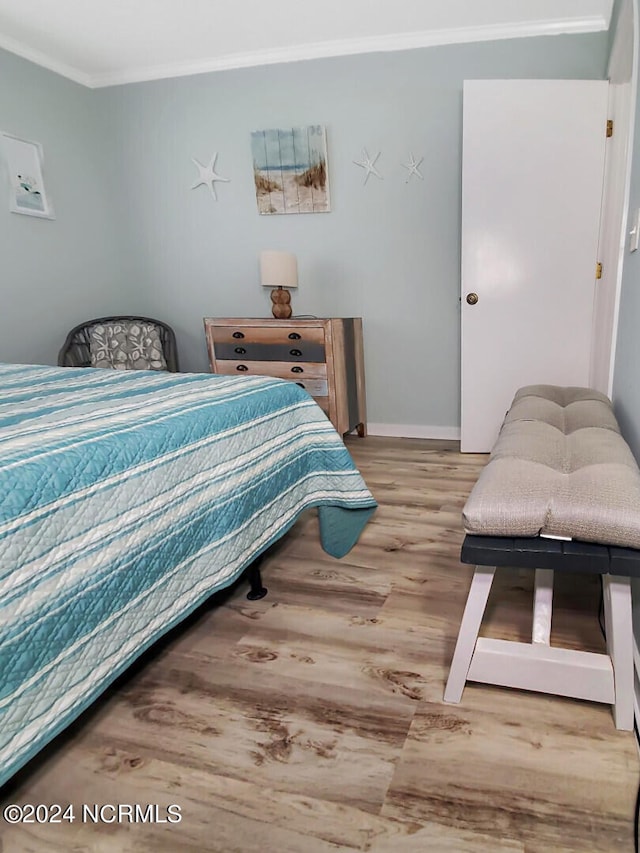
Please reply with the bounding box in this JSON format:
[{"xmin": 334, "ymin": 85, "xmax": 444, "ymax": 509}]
[
  {"xmin": 596, "ymin": 261, "xmax": 603, "ymax": 279},
  {"xmin": 606, "ymin": 119, "xmax": 614, "ymax": 138}
]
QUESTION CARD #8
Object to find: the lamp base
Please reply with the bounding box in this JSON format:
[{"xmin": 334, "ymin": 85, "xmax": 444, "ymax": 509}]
[{"xmin": 271, "ymin": 287, "xmax": 292, "ymax": 319}]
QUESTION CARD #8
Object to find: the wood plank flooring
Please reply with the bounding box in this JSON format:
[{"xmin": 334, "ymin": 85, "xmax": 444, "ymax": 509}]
[{"xmin": 1, "ymin": 436, "xmax": 638, "ymax": 852}]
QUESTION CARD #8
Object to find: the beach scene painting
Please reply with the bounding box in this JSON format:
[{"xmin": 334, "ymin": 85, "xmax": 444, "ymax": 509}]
[{"xmin": 251, "ymin": 125, "xmax": 330, "ymax": 215}]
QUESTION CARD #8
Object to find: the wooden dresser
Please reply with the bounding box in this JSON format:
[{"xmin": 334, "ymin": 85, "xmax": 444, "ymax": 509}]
[{"xmin": 203, "ymin": 317, "xmax": 367, "ymax": 437}]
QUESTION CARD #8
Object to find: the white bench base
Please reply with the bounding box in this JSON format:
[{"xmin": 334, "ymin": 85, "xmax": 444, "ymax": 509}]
[{"xmin": 444, "ymin": 567, "xmax": 634, "ymax": 731}]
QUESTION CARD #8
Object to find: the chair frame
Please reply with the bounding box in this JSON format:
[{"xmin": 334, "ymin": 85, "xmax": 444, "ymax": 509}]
[{"xmin": 57, "ymin": 316, "xmax": 179, "ymax": 372}]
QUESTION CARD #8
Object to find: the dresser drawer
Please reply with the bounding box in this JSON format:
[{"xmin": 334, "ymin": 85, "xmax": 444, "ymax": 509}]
[
  {"xmin": 210, "ymin": 325, "xmax": 325, "ymax": 346},
  {"xmin": 214, "ymin": 360, "xmax": 328, "ymax": 380},
  {"xmin": 214, "ymin": 341, "xmax": 325, "ymax": 362},
  {"xmin": 291, "ymin": 378, "xmax": 329, "ymax": 397}
]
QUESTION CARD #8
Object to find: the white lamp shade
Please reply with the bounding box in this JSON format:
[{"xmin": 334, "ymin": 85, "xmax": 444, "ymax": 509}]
[{"xmin": 260, "ymin": 250, "xmax": 298, "ymax": 289}]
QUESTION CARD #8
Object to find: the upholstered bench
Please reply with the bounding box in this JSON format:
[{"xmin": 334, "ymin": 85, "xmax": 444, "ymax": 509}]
[{"xmin": 444, "ymin": 385, "xmax": 640, "ymax": 730}]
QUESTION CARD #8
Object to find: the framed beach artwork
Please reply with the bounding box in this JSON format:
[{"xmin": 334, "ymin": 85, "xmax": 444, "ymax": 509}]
[
  {"xmin": 251, "ymin": 125, "xmax": 330, "ymax": 215},
  {"xmin": 1, "ymin": 132, "xmax": 54, "ymax": 219}
]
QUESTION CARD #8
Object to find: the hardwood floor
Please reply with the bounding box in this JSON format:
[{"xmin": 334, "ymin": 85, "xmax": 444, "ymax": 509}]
[{"xmin": 1, "ymin": 436, "xmax": 638, "ymax": 852}]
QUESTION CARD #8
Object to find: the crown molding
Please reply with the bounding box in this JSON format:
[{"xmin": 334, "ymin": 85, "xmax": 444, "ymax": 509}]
[
  {"xmin": 0, "ymin": 32, "xmax": 92, "ymax": 87},
  {"xmin": 2, "ymin": 15, "xmax": 610, "ymax": 89},
  {"xmin": 87, "ymin": 15, "xmax": 612, "ymax": 88}
]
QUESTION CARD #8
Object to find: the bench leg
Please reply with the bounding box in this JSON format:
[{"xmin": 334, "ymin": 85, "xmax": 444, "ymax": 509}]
[
  {"xmin": 532, "ymin": 569, "xmax": 554, "ymax": 645},
  {"xmin": 444, "ymin": 566, "xmax": 496, "ymax": 703},
  {"xmin": 603, "ymin": 574, "xmax": 634, "ymax": 731}
]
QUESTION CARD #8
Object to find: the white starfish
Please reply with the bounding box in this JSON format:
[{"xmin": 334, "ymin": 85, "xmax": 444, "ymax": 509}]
[
  {"xmin": 402, "ymin": 152, "xmax": 424, "ymax": 182},
  {"xmin": 353, "ymin": 148, "xmax": 383, "ymax": 184},
  {"xmin": 191, "ymin": 153, "xmax": 230, "ymax": 200}
]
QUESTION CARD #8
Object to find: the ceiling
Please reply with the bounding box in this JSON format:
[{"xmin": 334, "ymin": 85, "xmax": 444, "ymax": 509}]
[{"xmin": 0, "ymin": 0, "xmax": 614, "ymax": 89}]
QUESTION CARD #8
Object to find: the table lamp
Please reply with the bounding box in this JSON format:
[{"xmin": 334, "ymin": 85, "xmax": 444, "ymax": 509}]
[{"xmin": 260, "ymin": 250, "xmax": 298, "ymax": 319}]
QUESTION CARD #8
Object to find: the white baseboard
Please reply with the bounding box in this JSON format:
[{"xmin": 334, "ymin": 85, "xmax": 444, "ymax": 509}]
[{"xmin": 367, "ymin": 423, "xmax": 461, "ymax": 440}]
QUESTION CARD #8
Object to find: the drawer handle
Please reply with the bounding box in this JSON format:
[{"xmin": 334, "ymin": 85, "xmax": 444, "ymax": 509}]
[
  {"xmin": 234, "ymin": 346, "xmax": 246, "ymax": 354},
  {"xmin": 296, "ymin": 382, "xmax": 305, "ymax": 388},
  {"xmin": 288, "ymin": 332, "xmax": 301, "ymax": 340},
  {"xmin": 232, "ymin": 331, "xmax": 245, "ymax": 339},
  {"xmin": 291, "ymin": 366, "xmax": 303, "ymax": 374},
  {"xmin": 289, "ymin": 348, "xmax": 302, "ymax": 357},
  {"xmin": 236, "ymin": 364, "xmax": 248, "ymax": 372}
]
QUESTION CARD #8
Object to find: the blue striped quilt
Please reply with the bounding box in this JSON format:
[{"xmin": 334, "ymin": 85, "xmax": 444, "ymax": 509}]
[{"xmin": 0, "ymin": 363, "xmax": 376, "ymax": 787}]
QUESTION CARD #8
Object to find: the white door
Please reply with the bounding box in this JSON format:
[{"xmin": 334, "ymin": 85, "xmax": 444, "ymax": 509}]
[{"xmin": 461, "ymin": 79, "xmax": 609, "ymax": 452}]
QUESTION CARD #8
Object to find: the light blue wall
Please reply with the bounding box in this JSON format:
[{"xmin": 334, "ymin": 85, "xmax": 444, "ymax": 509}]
[
  {"xmin": 0, "ymin": 49, "xmax": 127, "ymax": 365},
  {"xmin": 97, "ymin": 34, "xmax": 608, "ymax": 429},
  {"xmin": 1, "ymin": 34, "xmax": 608, "ymax": 423},
  {"xmin": 606, "ymin": 0, "xmax": 640, "ymax": 715},
  {"xmin": 612, "ymin": 73, "xmax": 640, "ymax": 458}
]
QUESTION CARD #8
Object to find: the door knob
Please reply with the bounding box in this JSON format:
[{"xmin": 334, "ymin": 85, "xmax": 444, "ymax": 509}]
[{"xmin": 466, "ymin": 292, "xmax": 479, "ymax": 305}]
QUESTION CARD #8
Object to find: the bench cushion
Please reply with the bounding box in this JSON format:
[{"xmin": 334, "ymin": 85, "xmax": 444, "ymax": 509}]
[{"xmin": 462, "ymin": 385, "xmax": 640, "ymax": 549}]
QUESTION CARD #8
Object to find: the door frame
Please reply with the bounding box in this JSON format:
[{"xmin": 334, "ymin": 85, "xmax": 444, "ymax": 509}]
[{"xmin": 590, "ymin": 0, "xmax": 638, "ymax": 396}]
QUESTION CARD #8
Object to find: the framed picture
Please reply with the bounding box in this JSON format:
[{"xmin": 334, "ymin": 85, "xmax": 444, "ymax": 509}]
[
  {"xmin": 251, "ymin": 125, "xmax": 330, "ymax": 215},
  {"xmin": 1, "ymin": 132, "xmax": 54, "ymax": 219}
]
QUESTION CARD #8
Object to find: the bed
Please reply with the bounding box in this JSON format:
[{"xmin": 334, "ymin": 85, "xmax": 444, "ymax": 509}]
[{"xmin": 0, "ymin": 363, "xmax": 377, "ymax": 787}]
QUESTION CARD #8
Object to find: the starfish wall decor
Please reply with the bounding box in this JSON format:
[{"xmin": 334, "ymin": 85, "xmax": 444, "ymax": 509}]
[
  {"xmin": 402, "ymin": 152, "xmax": 424, "ymax": 182},
  {"xmin": 353, "ymin": 148, "xmax": 383, "ymax": 184},
  {"xmin": 191, "ymin": 153, "xmax": 230, "ymax": 200}
]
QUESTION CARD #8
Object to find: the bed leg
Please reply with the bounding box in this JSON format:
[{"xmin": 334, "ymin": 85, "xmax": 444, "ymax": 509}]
[{"xmin": 246, "ymin": 559, "xmax": 268, "ymax": 601}]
